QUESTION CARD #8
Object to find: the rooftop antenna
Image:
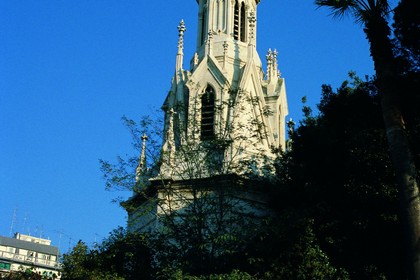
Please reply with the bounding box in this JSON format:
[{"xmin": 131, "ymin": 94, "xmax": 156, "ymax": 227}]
[
  {"xmin": 9, "ymin": 208, "xmax": 17, "ymax": 237},
  {"xmin": 68, "ymin": 237, "xmax": 74, "ymax": 252},
  {"xmin": 22, "ymin": 213, "xmax": 28, "ymax": 234},
  {"xmin": 58, "ymin": 230, "xmax": 63, "ymax": 250}
]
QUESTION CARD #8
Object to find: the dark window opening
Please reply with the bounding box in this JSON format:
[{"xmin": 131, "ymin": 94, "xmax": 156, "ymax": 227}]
[
  {"xmin": 201, "ymin": 86, "xmax": 215, "ymax": 140},
  {"xmin": 240, "ymin": 4, "xmax": 246, "ymax": 42},
  {"xmin": 234, "ymin": 1, "xmax": 240, "ymax": 40}
]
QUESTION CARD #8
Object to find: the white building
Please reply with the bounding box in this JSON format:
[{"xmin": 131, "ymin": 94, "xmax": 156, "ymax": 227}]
[
  {"xmin": 124, "ymin": 0, "xmax": 288, "ymax": 231},
  {"xmin": 0, "ymin": 233, "xmax": 60, "ymax": 279}
]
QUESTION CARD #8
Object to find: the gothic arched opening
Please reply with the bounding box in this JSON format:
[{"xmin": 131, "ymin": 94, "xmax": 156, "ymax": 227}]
[
  {"xmin": 240, "ymin": 4, "xmax": 246, "ymax": 42},
  {"xmin": 200, "ymin": 86, "xmax": 215, "ymax": 140},
  {"xmin": 233, "ymin": 1, "xmax": 240, "ymax": 40}
]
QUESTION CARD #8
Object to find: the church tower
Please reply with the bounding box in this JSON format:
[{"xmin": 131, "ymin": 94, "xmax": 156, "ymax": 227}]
[
  {"xmin": 125, "ymin": 0, "xmax": 288, "ymax": 231},
  {"xmin": 160, "ymin": 0, "xmax": 288, "ymax": 178}
]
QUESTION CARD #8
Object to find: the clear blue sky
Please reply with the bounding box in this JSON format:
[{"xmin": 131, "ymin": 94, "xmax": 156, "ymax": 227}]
[{"xmin": 0, "ymin": 0, "xmax": 374, "ymax": 253}]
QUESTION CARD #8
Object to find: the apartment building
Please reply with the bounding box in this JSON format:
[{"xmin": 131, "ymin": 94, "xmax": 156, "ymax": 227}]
[{"xmin": 0, "ymin": 233, "xmax": 60, "ymax": 279}]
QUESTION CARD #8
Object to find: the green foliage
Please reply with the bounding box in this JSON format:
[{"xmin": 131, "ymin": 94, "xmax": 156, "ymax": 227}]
[
  {"xmin": 61, "ymin": 228, "xmax": 151, "ymax": 280},
  {"xmin": 153, "ymin": 268, "xmax": 258, "ymax": 280},
  {"xmin": 147, "ymin": 180, "xmax": 263, "ymax": 277},
  {"xmin": 274, "ymin": 74, "xmax": 406, "ymax": 279},
  {"xmin": 392, "ymin": 1, "xmax": 420, "ymax": 176},
  {"xmin": 244, "ymin": 215, "xmax": 349, "ymax": 280},
  {"xmin": 314, "ymin": 0, "xmax": 391, "ymax": 24},
  {"xmin": 0, "ymin": 267, "xmax": 58, "ymax": 280},
  {"xmin": 99, "ymin": 113, "xmax": 163, "ymax": 196},
  {"xmin": 393, "ymin": 0, "xmax": 420, "ymax": 70}
]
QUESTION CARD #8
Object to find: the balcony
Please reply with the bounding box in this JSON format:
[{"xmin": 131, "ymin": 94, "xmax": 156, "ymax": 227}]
[{"xmin": 0, "ymin": 250, "xmax": 60, "ymax": 269}]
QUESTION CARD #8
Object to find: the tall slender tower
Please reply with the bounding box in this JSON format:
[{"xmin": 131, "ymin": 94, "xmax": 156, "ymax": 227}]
[
  {"xmin": 126, "ymin": 0, "xmax": 288, "ymax": 231},
  {"xmin": 160, "ymin": 0, "xmax": 288, "ymax": 176}
]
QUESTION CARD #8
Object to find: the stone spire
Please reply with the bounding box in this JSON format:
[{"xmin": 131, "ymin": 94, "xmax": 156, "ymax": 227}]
[
  {"xmin": 176, "ymin": 20, "xmax": 186, "ymax": 72},
  {"xmin": 135, "ymin": 133, "xmax": 148, "ymax": 183},
  {"xmin": 266, "ymin": 49, "xmax": 273, "ymax": 80},
  {"xmin": 266, "ymin": 48, "xmax": 280, "ymax": 82}
]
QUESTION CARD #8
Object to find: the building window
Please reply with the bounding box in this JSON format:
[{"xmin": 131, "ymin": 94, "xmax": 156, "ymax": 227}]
[
  {"xmin": 234, "ymin": 1, "xmax": 246, "ymax": 42},
  {"xmin": 240, "ymin": 4, "xmax": 246, "ymax": 42},
  {"xmin": 234, "ymin": 0, "xmax": 240, "ymax": 40},
  {"xmin": 201, "ymin": 86, "xmax": 215, "ymax": 140}
]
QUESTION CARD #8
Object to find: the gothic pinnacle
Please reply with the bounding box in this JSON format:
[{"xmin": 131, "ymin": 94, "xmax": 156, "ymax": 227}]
[
  {"xmin": 177, "ymin": 20, "xmax": 186, "ymax": 51},
  {"xmin": 135, "ymin": 133, "xmax": 148, "ymax": 183},
  {"xmin": 176, "ymin": 20, "xmax": 186, "ymax": 72}
]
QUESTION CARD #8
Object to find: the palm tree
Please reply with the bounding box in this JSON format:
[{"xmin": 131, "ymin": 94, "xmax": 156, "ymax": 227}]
[{"xmin": 315, "ymin": 1, "xmax": 420, "ymax": 279}]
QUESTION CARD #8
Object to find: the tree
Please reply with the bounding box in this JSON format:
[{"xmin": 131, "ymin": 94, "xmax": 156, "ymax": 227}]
[
  {"xmin": 315, "ymin": 1, "xmax": 420, "ymax": 278},
  {"xmin": 273, "ymin": 74, "xmax": 407, "ymax": 279},
  {"xmin": 0, "ymin": 268, "xmax": 57, "ymax": 280},
  {"xmin": 98, "ymin": 74, "xmax": 414, "ymax": 278},
  {"xmin": 393, "ymin": 0, "xmax": 420, "ymax": 70},
  {"xmin": 119, "ymin": 133, "xmax": 271, "ymax": 275},
  {"xmin": 60, "ymin": 229, "xmax": 151, "ymax": 280},
  {"xmin": 100, "ymin": 92, "xmax": 344, "ymax": 278},
  {"xmin": 393, "ymin": 0, "xmax": 420, "ymax": 183}
]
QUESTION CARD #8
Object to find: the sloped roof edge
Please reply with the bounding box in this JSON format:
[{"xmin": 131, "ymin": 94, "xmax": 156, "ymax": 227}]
[{"xmin": 0, "ymin": 236, "xmax": 60, "ymax": 256}]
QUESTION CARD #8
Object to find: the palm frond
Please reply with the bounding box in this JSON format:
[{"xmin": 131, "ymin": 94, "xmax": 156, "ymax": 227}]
[
  {"xmin": 316, "ymin": 0, "xmax": 391, "ymax": 24},
  {"xmin": 353, "ymin": 0, "xmax": 391, "ymax": 23},
  {"xmin": 315, "ymin": 0, "xmax": 355, "ymax": 19}
]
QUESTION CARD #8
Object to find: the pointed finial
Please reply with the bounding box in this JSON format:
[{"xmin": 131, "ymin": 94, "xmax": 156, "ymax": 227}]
[
  {"xmin": 177, "ymin": 20, "xmax": 186, "ymax": 51},
  {"xmin": 266, "ymin": 49, "xmax": 273, "ymax": 62},
  {"xmin": 176, "ymin": 20, "xmax": 187, "ymax": 72},
  {"xmin": 266, "ymin": 49, "xmax": 273, "ymax": 79},
  {"xmin": 178, "ymin": 20, "xmax": 186, "ymax": 36},
  {"xmin": 273, "ymin": 49, "xmax": 278, "ymax": 70},
  {"xmin": 141, "ymin": 133, "xmax": 148, "ymax": 143},
  {"xmin": 136, "ymin": 133, "xmax": 148, "ymax": 183}
]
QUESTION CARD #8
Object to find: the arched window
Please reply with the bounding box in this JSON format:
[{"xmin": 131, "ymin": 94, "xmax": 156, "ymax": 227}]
[
  {"xmin": 201, "ymin": 86, "xmax": 215, "ymax": 140},
  {"xmin": 240, "ymin": 4, "xmax": 246, "ymax": 42},
  {"xmin": 233, "ymin": 0, "xmax": 240, "ymax": 40}
]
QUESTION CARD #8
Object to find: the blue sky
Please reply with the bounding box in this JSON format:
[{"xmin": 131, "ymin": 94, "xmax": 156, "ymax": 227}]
[{"xmin": 0, "ymin": 0, "xmax": 374, "ymax": 253}]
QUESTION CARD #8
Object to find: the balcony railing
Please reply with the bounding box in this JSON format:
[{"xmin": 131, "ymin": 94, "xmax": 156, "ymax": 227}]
[{"xmin": 0, "ymin": 250, "xmax": 59, "ymax": 269}]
